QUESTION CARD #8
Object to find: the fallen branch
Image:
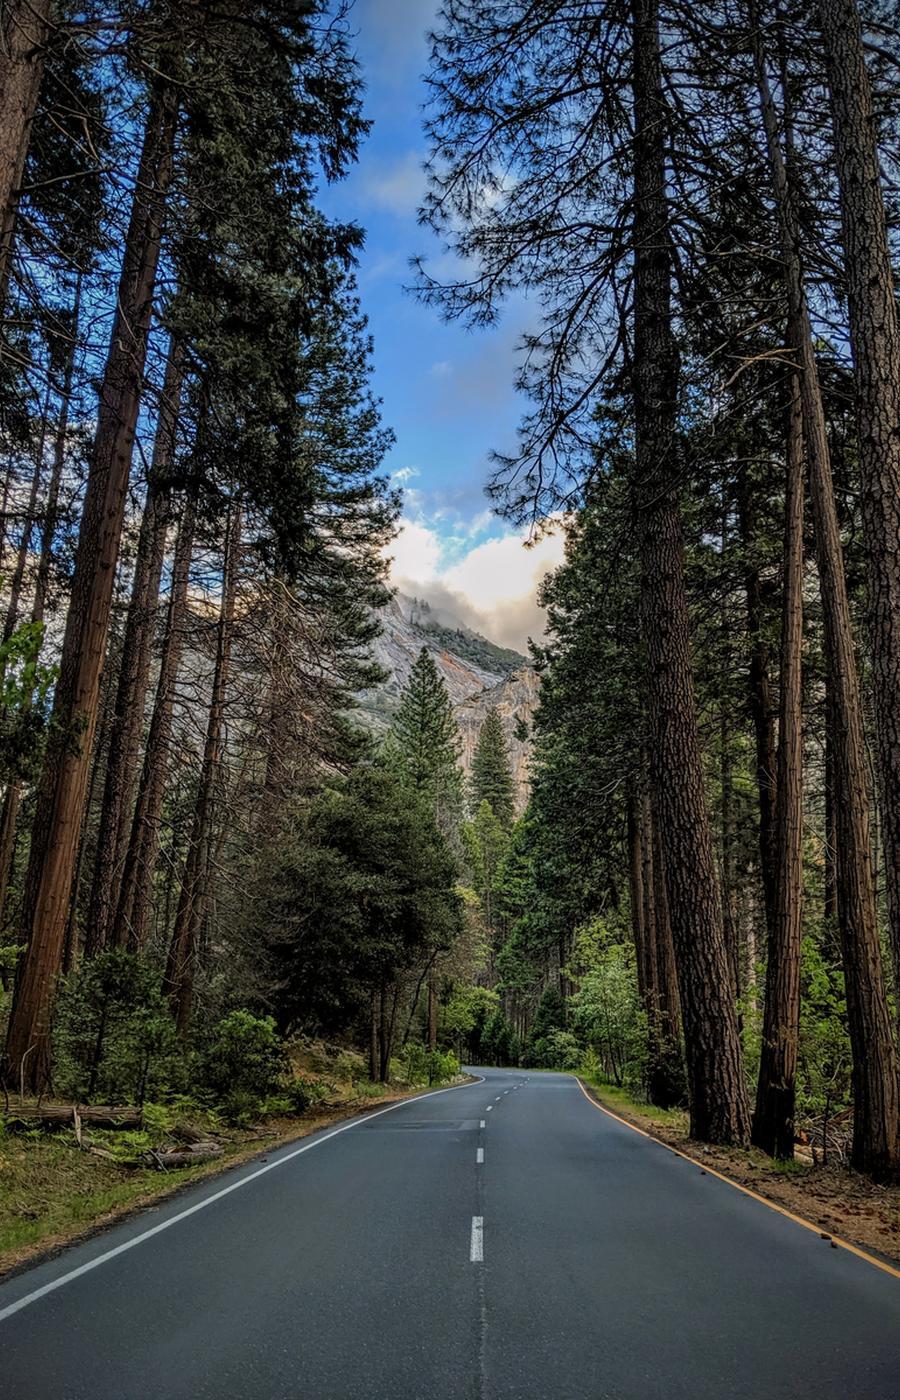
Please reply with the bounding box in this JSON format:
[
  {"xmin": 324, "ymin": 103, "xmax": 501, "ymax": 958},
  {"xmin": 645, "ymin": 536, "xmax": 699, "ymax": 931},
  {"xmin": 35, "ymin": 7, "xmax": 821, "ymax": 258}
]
[
  {"xmin": 140, "ymin": 1142, "xmax": 223, "ymax": 1170},
  {"xmin": 6, "ymin": 1104, "xmax": 142, "ymax": 1130}
]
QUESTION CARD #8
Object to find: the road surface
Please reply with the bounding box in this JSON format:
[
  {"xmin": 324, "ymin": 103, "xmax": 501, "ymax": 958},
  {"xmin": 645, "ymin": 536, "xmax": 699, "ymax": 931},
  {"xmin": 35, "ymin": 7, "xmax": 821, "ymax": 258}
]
[{"xmin": 2, "ymin": 1067, "xmax": 899, "ymax": 1398}]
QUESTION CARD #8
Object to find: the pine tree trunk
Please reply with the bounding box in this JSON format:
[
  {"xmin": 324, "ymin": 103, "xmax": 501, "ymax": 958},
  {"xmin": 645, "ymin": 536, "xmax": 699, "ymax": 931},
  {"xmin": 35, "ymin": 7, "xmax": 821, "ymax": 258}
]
[
  {"xmin": 0, "ymin": 0, "xmax": 52, "ymax": 306},
  {"xmin": 819, "ymin": 0, "xmax": 900, "ymax": 1051},
  {"xmin": 638, "ymin": 792, "xmax": 661, "ymax": 1076},
  {"xmin": 737, "ymin": 484, "xmax": 778, "ymax": 944},
  {"xmin": 753, "ymin": 381, "xmax": 805, "ymax": 1158},
  {"xmin": 639, "ymin": 790, "xmax": 683, "ymax": 1106},
  {"xmin": 86, "ymin": 340, "xmax": 183, "ymax": 955},
  {"xmin": 4, "ymin": 82, "xmax": 178, "ymax": 1091},
  {"xmin": 0, "ymin": 279, "xmax": 79, "ymax": 930},
  {"xmin": 378, "ymin": 984, "xmax": 391, "ymax": 1082},
  {"xmin": 427, "ymin": 976, "xmax": 438, "ymax": 1052},
  {"xmin": 626, "ymin": 789, "xmax": 646, "ymax": 1001},
  {"xmin": 650, "ymin": 786, "xmax": 683, "ymax": 1056},
  {"xmin": 751, "ymin": 8, "xmax": 900, "ymax": 1177},
  {"xmin": 164, "ymin": 503, "xmax": 241, "ymax": 1033},
  {"xmin": 720, "ymin": 709, "xmax": 740, "ymax": 996},
  {"xmin": 1, "ymin": 380, "xmax": 51, "ymax": 649},
  {"xmin": 824, "ymin": 685, "xmax": 838, "ymax": 926},
  {"xmin": 114, "ymin": 498, "xmax": 195, "ymax": 950},
  {"xmin": 369, "ymin": 991, "xmax": 378, "ymax": 1083},
  {"xmin": 632, "ymin": 0, "xmax": 749, "ymax": 1144}
]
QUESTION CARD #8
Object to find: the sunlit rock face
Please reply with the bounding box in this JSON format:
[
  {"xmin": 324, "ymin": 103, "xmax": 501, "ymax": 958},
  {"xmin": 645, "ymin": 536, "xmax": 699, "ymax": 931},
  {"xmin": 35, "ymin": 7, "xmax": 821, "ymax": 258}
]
[
  {"xmin": 361, "ymin": 592, "xmax": 539, "ymax": 811},
  {"xmin": 454, "ymin": 667, "xmax": 541, "ymax": 815},
  {"xmin": 369, "ymin": 594, "xmax": 506, "ymax": 706}
]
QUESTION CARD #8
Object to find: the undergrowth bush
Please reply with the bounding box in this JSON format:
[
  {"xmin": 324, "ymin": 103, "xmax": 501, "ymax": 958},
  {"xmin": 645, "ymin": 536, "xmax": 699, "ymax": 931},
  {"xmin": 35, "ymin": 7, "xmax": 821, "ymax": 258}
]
[
  {"xmin": 53, "ymin": 950, "xmax": 181, "ymax": 1104},
  {"xmin": 202, "ymin": 1011, "xmax": 283, "ymax": 1099}
]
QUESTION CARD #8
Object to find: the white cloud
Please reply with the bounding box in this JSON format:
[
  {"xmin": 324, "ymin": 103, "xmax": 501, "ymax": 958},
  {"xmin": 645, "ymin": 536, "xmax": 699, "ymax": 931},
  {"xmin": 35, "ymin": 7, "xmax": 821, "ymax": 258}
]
[
  {"xmin": 430, "ymin": 360, "xmax": 453, "ymax": 378},
  {"xmin": 391, "ymin": 465, "xmax": 421, "ymax": 484},
  {"xmin": 385, "ymin": 513, "xmax": 566, "ymax": 651},
  {"xmin": 386, "ymin": 517, "xmax": 441, "ymax": 583},
  {"xmin": 363, "ymin": 151, "xmax": 426, "ymax": 218}
]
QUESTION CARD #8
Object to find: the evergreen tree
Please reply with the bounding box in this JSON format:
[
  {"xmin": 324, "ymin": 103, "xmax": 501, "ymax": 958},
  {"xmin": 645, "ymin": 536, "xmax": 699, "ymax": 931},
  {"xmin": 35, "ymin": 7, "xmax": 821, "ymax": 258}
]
[
  {"xmin": 470, "ymin": 709, "xmax": 515, "ymax": 828},
  {"xmin": 392, "ymin": 647, "xmax": 463, "ymax": 835},
  {"xmin": 463, "ymin": 799, "xmax": 509, "ymax": 958},
  {"xmin": 263, "ymin": 763, "xmax": 462, "ymax": 1078}
]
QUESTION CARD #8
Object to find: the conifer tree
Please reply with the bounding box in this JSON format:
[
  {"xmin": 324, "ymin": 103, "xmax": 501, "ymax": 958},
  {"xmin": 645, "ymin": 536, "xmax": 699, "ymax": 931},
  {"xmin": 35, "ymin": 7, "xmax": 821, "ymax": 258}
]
[
  {"xmin": 393, "ymin": 648, "xmax": 463, "ymax": 834},
  {"xmin": 470, "ymin": 709, "xmax": 515, "ymax": 829}
]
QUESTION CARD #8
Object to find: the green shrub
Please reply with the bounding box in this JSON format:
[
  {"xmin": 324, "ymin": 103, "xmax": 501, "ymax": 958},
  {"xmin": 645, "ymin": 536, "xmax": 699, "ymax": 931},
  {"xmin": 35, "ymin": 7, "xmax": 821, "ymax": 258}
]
[
  {"xmin": 202, "ymin": 1011, "xmax": 283, "ymax": 1104},
  {"xmin": 428, "ymin": 1048, "xmax": 460, "ymax": 1082},
  {"xmin": 53, "ymin": 950, "xmax": 180, "ymax": 1104},
  {"xmin": 284, "ymin": 1080, "xmax": 310, "ymax": 1114},
  {"xmin": 530, "ymin": 1028, "xmax": 581, "ymax": 1071},
  {"xmin": 219, "ymin": 1089, "xmax": 265, "ymax": 1126}
]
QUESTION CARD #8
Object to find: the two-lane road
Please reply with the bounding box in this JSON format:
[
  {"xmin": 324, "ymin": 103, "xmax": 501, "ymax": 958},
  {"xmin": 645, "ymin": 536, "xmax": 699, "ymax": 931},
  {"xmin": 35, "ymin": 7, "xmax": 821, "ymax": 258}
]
[{"xmin": 2, "ymin": 1068, "xmax": 899, "ymax": 1398}]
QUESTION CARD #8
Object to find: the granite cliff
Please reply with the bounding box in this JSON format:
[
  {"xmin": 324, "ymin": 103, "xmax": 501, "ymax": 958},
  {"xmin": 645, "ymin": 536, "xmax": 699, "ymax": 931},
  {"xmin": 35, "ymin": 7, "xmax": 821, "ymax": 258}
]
[{"xmin": 361, "ymin": 593, "xmax": 538, "ymax": 812}]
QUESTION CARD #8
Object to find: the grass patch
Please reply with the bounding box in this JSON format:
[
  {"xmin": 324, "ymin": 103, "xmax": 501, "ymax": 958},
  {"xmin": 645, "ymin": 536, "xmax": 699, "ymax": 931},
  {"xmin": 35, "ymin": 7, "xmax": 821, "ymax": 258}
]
[
  {"xmin": 0, "ymin": 1131, "xmax": 228, "ymax": 1260},
  {"xmin": 577, "ymin": 1074, "xmax": 689, "ymax": 1130}
]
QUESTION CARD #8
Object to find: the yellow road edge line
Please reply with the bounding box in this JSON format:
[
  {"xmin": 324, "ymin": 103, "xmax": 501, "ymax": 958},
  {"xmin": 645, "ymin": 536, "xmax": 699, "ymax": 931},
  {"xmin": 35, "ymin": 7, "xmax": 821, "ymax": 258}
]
[{"xmin": 574, "ymin": 1076, "xmax": 900, "ymax": 1283}]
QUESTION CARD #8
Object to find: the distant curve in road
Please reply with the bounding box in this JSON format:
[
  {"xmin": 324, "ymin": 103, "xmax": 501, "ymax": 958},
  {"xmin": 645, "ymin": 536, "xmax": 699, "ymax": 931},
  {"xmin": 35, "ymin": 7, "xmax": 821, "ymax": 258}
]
[{"xmin": 2, "ymin": 1067, "xmax": 899, "ymax": 1399}]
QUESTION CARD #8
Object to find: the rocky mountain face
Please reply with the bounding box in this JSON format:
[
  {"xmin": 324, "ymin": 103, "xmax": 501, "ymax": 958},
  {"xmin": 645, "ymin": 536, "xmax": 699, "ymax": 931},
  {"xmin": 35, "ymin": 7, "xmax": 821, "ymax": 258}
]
[
  {"xmin": 455, "ymin": 666, "xmax": 541, "ymax": 814},
  {"xmin": 361, "ymin": 592, "xmax": 539, "ymax": 813}
]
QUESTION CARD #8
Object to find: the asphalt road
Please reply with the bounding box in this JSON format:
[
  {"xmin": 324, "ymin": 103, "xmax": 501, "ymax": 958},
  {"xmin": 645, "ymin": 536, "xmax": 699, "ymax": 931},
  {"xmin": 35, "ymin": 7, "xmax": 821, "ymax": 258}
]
[{"xmin": 2, "ymin": 1067, "xmax": 899, "ymax": 1399}]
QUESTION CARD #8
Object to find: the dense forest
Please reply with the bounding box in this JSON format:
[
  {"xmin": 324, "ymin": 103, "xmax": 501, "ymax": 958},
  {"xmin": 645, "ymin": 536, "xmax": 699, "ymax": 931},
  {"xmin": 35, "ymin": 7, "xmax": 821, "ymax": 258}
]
[{"xmin": 3, "ymin": 0, "xmax": 900, "ymax": 1198}]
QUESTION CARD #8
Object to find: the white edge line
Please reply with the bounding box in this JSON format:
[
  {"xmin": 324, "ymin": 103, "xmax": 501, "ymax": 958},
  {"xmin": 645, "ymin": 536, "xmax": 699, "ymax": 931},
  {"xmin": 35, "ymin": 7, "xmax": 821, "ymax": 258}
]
[
  {"xmin": 470, "ymin": 1215, "xmax": 484, "ymax": 1262},
  {"xmin": 0, "ymin": 1074, "xmax": 486, "ymax": 1324}
]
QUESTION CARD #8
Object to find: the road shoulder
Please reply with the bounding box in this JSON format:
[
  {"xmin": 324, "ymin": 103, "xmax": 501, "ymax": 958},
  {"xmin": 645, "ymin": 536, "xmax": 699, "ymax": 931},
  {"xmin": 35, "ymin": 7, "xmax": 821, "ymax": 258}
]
[{"xmin": 577, "ymin": 1076, "xmax": 900, "ymax": 1272}]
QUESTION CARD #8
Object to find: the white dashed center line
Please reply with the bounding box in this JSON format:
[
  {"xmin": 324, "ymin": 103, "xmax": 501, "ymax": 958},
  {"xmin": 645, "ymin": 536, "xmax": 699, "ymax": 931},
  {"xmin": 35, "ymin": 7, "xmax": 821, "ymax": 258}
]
[
  {"xmin": 470, "ymin": 1216, "xmax": 484, "ymax": 1262},
  {"xmin": 476, "ymin": 1147, "xmax": 484, "ymax": 1164}
]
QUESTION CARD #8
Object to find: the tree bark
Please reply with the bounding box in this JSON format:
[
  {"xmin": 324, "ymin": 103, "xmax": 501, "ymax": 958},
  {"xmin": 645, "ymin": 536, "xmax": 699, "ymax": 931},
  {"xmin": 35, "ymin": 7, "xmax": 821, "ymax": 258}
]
[
  {"xmin": 753, "ymin": 381, "xmax": 805, "ymax": 1159},
  {"xmin": 0, "ymin": 0, "xmax": 52, "ymax": 306},
  {"xmin": 427, "ymin": 975, "xmax": 438, "ymax": 1052},
  {"xmin": 0, "ymin": 277, "xmax": 79, "ymax": 931},
  {"xmin": 639, "ymin": 789, "xmax": 683, "ymax": 1106},
  {"xmin": 4, "ymin": 80, "xmax": 178, "ymax": 1092},
  {"xmin": 626, "ymin": 788, "xmax": 646, "ymax": 1002},
  {"xmin": 632, "ymin": 0, "xmax": 749, "ymax": 1144},
  {"xmin": 649, "ymin": 785, "xmax": 683, "ymax": 1055},
  {"xmin": 164, "ymin": 502, "xmax": 241, "ymax": 1034},
  {"xmin": 719, "ymin": 708, "xmax": 740, "ymax": 997},
  {"xmin": 638, "ymin": 790, "xmax": 660, "ymax": 1055},
  {"xmin": 369, "ymin": 991, "xmax": 378, "ymax": 1083},
  {"xmin": 821, "ymin": 688, "xmax": 837, "ymax": 931},
  {"xmin": 85, "ymin": 339, "xmax": 183, "ymax": 955},
  {"xmin": 750, "ymin": 5, "xmax": 900, "ymax": 1177},
  {"xmin": 1, "ymin": 379, "xmax": 51, "ymax": 649},
  {"xmin": 737, "ymin": 483, "xmax": 778, "ymax": 946},
  {"xmin": 114, "ymin": 497, "xmax": 195, "ymax": 950},
  {"xmin": 818, "ymin": 0, "xmax": 900, "ymax": 1051}
]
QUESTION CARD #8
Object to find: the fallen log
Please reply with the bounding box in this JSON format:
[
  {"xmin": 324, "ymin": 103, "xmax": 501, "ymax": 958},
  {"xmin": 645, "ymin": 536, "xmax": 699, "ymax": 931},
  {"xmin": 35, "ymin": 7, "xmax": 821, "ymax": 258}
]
[
  {"xmin": 141, "ymin": 1142, "xmax": 223, "ymax": 1170},
  {"xmin": 4, "ymin": 1104, "xmax": 143, "ymax": 1129}
]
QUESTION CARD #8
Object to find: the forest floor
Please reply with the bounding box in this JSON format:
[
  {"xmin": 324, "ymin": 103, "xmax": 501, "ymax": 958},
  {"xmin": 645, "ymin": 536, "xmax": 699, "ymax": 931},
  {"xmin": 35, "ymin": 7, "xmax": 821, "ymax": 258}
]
[
  {"xmin": 0, "ymin": 1054, "xmax": 466, "ymax": 1280},
  {"xmin": 578, "ymin": 1076, "xmax": 900, "ymax": 1267}
]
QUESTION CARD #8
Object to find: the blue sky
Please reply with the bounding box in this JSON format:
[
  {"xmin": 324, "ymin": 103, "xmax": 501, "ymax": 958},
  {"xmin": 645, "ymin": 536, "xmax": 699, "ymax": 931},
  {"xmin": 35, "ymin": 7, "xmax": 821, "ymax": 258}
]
[{"xmin": 316, "ymin": 0, "xmax": 564, "ymax": 649}]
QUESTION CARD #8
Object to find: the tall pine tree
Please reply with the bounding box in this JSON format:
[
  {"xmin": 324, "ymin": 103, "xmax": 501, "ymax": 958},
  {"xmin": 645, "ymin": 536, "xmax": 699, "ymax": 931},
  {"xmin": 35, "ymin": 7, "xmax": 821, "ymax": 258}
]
[
  {"xmin": 392, "ymin": 647, "xmax": 463, "ymax": 836},
  {"xmin": 470, "ymin": 709, "xmax": 515, "ymax": 829}
]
